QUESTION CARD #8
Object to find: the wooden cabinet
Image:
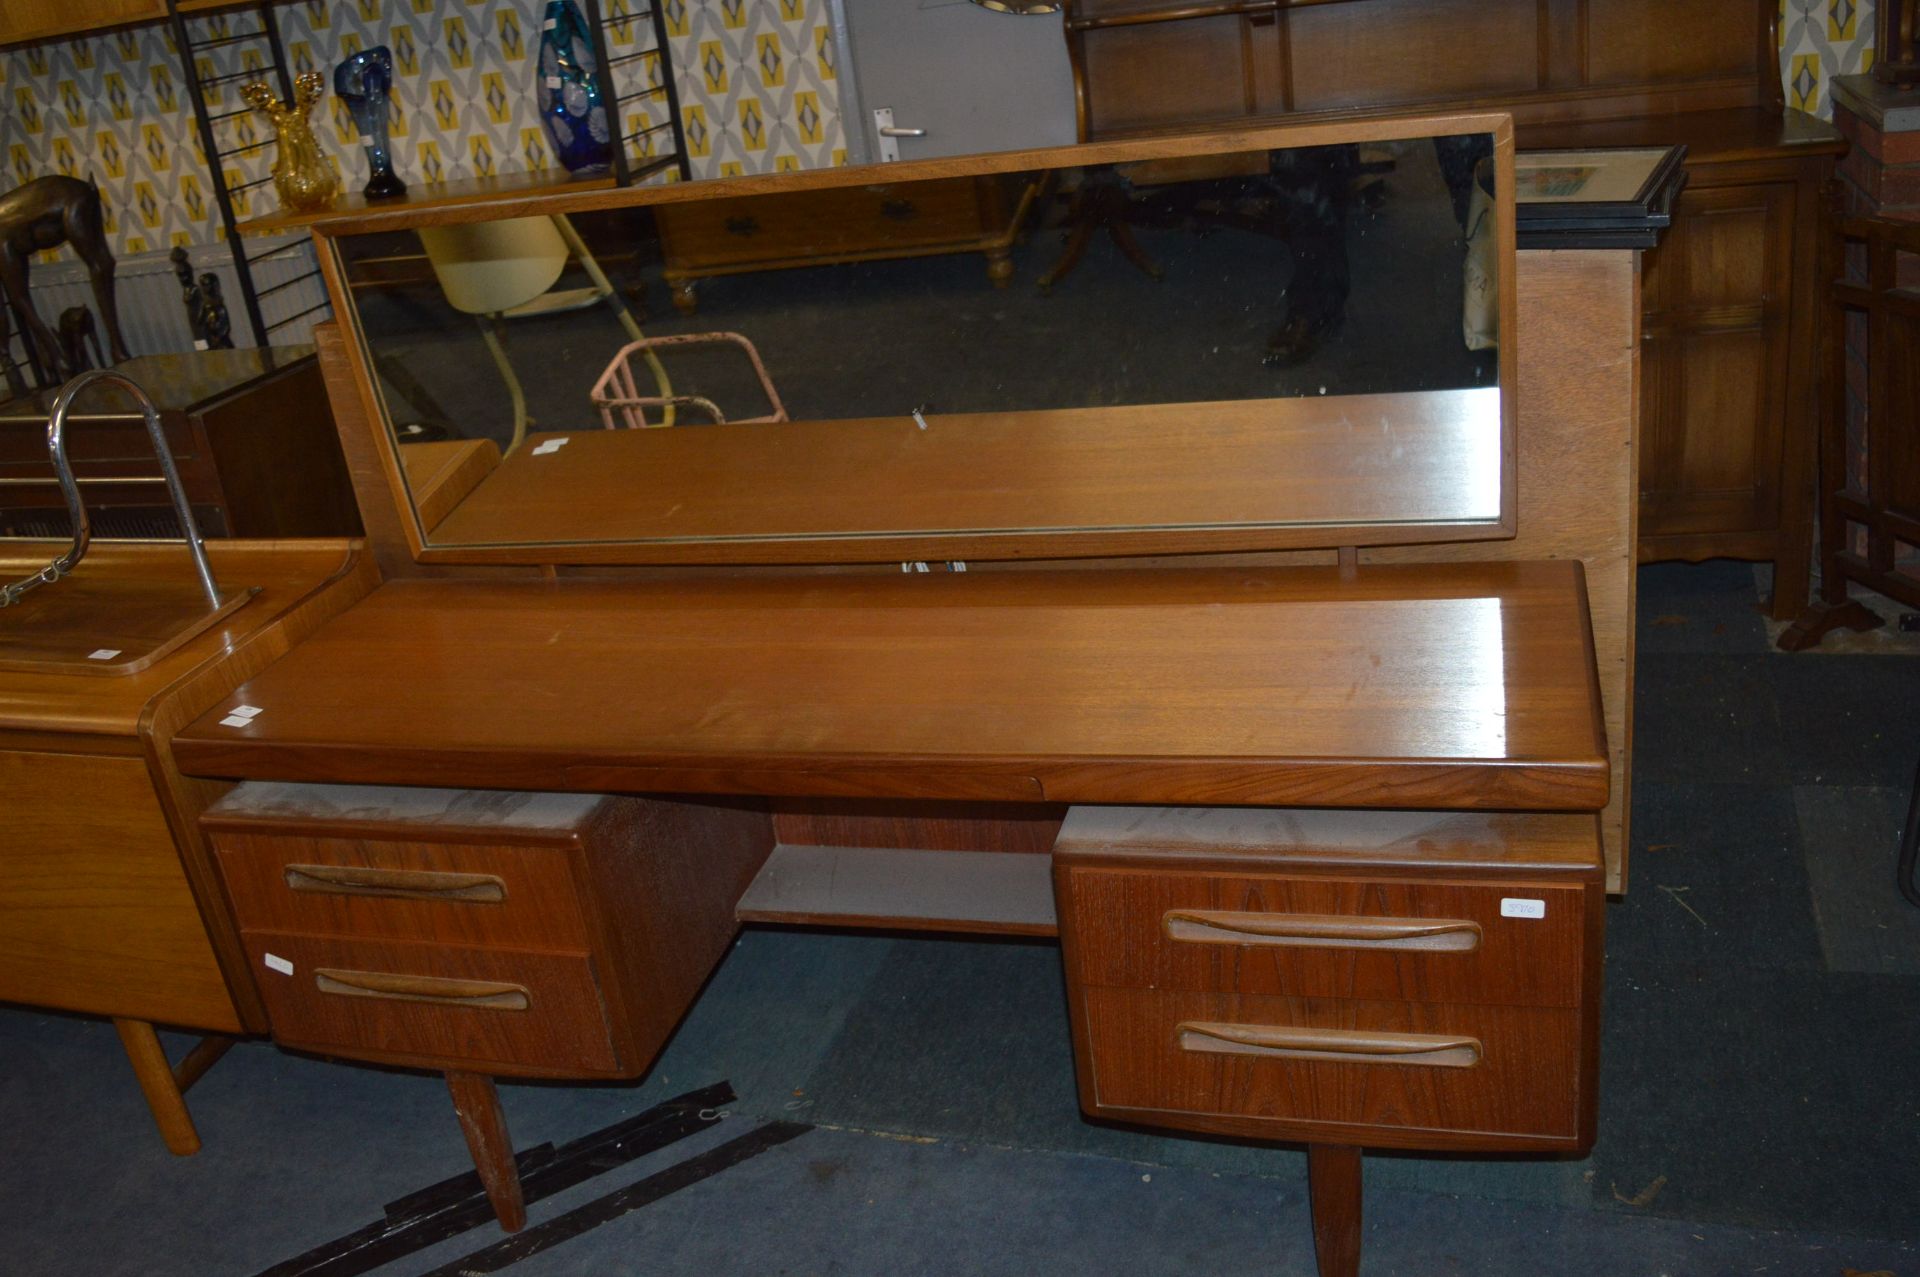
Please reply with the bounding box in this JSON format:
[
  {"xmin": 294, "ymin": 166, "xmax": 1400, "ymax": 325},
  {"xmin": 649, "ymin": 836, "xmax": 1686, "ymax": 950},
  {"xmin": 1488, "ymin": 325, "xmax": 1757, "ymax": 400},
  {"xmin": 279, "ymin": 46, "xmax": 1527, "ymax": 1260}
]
[
  {"xmin": 1636, "ymin": 169, "xmax": 1826, "ymax": 616},
  {"xmin": 0, "ymin": 539, "xmax": 376, "ymax": 1156},
  {"xmin": 1525, "ymin": 112, "xmax": 1839, "ymax": 617},
  {"xmin": 0, "ymin": 349, "xmax": 362, "ymax": 541},
  {"xmin": 202, "ymin": 781, "xmax": 774, "ymax": 1227},
  {"xmin": 654, "ymin": 175, "xmax": 1026, "ymax": 313},
  {"xmin": 1062, "ymin": 0, "xmax": 1845, "ymax": 617},
  {"xmin": 1054, "ymin": 807, "xmax": 1606, "ymax": 1153}
]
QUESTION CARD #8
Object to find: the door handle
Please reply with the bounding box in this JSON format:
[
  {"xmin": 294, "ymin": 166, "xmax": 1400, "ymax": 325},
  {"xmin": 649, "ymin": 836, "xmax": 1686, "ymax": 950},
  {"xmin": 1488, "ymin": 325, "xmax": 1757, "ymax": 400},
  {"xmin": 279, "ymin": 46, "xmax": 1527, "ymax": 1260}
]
[{"xmin": 878, "ymin": 126, "xmax": 927, "ymax": 138}]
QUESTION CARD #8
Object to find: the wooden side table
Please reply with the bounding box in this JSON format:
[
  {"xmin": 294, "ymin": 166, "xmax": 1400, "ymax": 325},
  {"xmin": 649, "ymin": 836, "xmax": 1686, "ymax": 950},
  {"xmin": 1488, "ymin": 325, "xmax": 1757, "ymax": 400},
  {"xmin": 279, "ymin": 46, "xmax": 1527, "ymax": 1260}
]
[{"xmin": 0, "ymin": 348, "xmax": 362, "ymax": 539}]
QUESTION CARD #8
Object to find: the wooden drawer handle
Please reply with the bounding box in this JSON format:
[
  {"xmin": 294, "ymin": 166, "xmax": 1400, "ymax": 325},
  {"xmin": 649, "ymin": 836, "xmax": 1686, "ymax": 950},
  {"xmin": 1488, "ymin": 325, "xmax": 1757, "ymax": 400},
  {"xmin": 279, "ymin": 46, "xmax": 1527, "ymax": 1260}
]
[
  {"xmin": 313, "ymin": 968, "xmax": 530, "ymax": 1011},
  {"xmin": 1163, "ymin": 910, "xmax": 1480, "ymax": 952},
  {"xmin": 284, "ymin": 864, "xmax": 506, "ymax": 904},
  {"xmin": 1176, "ymin": 1021, "xmax": 1481, "ymax": 1068}
]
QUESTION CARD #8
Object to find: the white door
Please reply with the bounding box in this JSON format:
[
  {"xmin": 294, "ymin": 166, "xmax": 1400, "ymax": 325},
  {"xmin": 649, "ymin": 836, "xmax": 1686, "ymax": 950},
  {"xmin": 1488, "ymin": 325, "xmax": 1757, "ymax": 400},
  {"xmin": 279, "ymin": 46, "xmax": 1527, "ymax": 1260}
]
[{"xmin": 832, "ymin": 0, "xmax": 1078, "ymax": 165}]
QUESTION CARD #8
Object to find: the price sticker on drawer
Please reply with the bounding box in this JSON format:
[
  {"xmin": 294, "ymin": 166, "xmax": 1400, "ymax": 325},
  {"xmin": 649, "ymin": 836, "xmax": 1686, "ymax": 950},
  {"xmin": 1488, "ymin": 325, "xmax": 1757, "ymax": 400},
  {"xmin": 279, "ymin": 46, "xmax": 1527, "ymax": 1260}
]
[
  {"xmin": 263, "ymin": 953, "xmax": 294, "ymax": 977},
  {"xmin": 1500, "ymin": 898, "xmax": 1547, "ymax": 919}
]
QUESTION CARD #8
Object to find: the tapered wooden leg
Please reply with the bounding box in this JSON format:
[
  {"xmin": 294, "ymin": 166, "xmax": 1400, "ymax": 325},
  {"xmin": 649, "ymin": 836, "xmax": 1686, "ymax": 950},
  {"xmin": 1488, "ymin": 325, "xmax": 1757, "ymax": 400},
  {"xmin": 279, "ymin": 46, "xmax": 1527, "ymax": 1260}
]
[
  {"xmin": 1308, "ymin": 1143, "xmax": 1363, "ymax": 1277},
  {"xmin": 113, "ymin": 1018, "xmax": 202, "ymax": 1156},
  {"xmin": 446, "ymin": 1071, "xmax": 526, "ymax": 1232}
]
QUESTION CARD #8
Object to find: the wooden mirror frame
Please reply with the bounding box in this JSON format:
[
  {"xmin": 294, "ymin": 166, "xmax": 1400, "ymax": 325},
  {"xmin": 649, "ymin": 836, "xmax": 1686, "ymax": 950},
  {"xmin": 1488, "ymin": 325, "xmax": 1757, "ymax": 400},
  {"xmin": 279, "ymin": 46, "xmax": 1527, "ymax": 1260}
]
[{"xmin": 310, "ymin": 110, "xmax": 1517, "ymax": 568}]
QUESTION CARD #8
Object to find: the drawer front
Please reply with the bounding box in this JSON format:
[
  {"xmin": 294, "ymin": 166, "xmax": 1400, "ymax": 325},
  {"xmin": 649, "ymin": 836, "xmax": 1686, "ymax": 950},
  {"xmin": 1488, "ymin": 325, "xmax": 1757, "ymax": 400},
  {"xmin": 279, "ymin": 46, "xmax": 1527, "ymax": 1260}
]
[
  {"xmin": 242, "ymin": 931, "xmax": 620, "ymax": 1076},
  {"xmin": 214, "ymin": 832, "xmax": 591, "ymax": 951},
  {"xmin": 659, "ymin": 178, "xmax": 991, "ymax": 268},
  {"xmin": 1078, "ymin": 986, "xmax": 1584, "ymax": 1147},
  {"xmin": 1062, "ymin": 868, "xmax": 1588, "ymax": 1008}
]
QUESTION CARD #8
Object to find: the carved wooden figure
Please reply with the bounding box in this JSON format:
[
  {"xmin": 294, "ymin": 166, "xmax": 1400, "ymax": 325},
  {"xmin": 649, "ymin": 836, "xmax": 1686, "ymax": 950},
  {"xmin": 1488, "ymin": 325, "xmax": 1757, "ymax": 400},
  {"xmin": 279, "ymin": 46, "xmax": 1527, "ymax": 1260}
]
[{"xmin": 0, "ymin": 175, "xmax": 133, "ymax": 378}]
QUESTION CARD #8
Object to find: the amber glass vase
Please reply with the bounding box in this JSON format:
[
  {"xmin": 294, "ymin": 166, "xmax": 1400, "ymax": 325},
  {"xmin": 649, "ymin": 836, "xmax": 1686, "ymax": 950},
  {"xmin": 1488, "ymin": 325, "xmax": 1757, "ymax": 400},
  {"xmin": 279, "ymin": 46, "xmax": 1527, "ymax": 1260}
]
[{"xmin": 242, "ymin": 72, "xmax": 340, "ymax": 213}]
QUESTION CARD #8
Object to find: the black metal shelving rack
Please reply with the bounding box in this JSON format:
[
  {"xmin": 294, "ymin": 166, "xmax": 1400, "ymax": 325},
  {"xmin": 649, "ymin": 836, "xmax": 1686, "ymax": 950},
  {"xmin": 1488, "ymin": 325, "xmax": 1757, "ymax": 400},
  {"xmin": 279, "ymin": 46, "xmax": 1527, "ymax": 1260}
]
[
  {"xmin": 164, "ymin": 0, "xmax": 329, "ymax": 348},
  {"xmin": 580, "ymin": 0, "xmax": 693, "ymax": 186}
]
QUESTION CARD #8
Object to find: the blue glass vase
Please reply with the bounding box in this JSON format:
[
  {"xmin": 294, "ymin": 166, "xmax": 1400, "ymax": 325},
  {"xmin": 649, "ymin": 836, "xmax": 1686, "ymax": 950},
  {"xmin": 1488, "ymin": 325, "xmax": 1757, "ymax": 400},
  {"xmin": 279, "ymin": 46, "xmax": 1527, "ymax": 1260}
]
[
  {"xmin": 334, "ymin": 46, "xmax": 407, "ymax": 200},
  {"xmin": 537, "ymin": 1, "xmax": 613, "ymax": 176}
]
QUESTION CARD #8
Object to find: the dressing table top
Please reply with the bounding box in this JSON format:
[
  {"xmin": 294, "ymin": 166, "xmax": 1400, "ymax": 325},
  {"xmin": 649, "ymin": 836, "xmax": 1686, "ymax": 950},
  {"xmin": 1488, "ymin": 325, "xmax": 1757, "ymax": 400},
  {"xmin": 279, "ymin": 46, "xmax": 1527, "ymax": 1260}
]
[{"xmin": 172, "ymin": 560, "xmax": 1607, "ymax": 811}]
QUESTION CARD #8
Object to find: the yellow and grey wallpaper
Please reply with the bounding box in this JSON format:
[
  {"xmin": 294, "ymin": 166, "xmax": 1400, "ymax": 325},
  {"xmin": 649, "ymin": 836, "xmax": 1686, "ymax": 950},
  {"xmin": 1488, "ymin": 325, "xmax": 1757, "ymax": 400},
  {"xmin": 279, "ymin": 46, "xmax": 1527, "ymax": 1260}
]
[
  {"xmin": 0, "ymin": 0, "xmax": 1889, "ymax": 261},
  {"xmin": 1781, "ymin": 0, "xmax": 1878, "ymax": 115},
  {"xmin": 665, "ymin": 0, "xmax": 845, "ymax": 177},
  {"xmin": 0, "ymin": 0, "xmax": 849, "ymax": 258}
]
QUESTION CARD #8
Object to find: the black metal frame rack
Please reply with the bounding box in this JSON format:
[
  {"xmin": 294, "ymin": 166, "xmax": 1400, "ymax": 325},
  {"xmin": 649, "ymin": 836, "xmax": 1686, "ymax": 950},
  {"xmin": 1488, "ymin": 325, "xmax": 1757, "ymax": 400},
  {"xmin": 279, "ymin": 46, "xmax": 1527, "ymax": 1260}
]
[
  {"xmin": 164, "ymin": 0, "xmax": 330, "ymax": 348},
  {"xmin": 580, "ymin": 0, "xmax": 693, "ymax": 186}
]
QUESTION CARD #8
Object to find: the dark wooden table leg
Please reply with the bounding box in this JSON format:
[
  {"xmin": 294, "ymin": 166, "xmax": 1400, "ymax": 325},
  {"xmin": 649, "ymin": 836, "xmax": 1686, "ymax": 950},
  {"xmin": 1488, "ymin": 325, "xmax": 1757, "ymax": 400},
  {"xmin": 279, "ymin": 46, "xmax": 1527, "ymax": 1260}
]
[
  {"xmin": 445, "ymin": 1070, "xmax": 527, "ymax": 1232},
  {"xmin": 1308, "ymin": 1143, "xmax": 1363, "ymax": 1277}
]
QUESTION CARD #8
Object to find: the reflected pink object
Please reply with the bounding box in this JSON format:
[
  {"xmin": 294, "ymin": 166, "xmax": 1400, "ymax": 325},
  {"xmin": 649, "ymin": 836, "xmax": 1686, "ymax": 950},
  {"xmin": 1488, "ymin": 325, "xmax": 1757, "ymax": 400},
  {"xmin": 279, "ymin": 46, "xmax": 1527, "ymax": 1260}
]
[{"xmin": 589, "ymin": 332, "xmax": 789, "ymax": 429}]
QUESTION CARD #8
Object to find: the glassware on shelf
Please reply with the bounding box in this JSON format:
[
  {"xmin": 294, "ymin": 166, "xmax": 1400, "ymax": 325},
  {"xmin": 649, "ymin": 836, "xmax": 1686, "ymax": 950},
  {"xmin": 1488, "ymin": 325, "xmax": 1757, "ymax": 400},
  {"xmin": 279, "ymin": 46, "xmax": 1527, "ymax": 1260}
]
[
  {"xmin": 536, "ymin": 0, "xmax": 614, "ymax": 176},
  {"xmin": 334, "ymin": 46, "xmax": 408, "ymax": 201}
]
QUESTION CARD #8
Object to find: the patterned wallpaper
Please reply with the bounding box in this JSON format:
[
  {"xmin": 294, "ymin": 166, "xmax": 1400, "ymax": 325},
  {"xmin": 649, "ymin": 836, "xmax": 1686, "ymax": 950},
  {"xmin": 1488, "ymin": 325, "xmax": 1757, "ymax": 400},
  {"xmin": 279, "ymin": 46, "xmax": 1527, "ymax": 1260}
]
[
  {"xmin": 0, "ymin": 1, "xmax": 1887, "ymax": 261},
  {"xmin": 1781, "ymin": 0, "xmax": 1879, "ymax": 116},
  {"xmin": 0, "ymin": 0, "xmax": 849, "ymax": 259}
]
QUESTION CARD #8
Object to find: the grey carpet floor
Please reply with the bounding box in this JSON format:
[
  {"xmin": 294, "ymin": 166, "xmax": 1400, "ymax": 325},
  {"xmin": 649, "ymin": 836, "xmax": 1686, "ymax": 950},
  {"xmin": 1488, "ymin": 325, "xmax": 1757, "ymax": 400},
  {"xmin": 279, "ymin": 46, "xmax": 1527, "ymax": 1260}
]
[{"xmin": 1, "ymin": 559, "xmax": 1915, "ymax": 1274}]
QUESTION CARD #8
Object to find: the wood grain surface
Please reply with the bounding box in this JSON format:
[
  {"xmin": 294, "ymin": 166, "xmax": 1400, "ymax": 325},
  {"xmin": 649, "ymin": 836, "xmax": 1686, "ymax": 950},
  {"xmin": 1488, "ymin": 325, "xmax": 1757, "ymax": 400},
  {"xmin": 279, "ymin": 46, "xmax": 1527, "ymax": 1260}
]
[
  {"xmin": 0, "ymin": 749, "xmax": 240, "ymax": 1028},
  {"xmin": 424, "ymin": 391, "xmax": 1506, "ymax": 560},
  {"xmin": 172, "ymin": 561, "xmax": 1607, "ymax": 810}
]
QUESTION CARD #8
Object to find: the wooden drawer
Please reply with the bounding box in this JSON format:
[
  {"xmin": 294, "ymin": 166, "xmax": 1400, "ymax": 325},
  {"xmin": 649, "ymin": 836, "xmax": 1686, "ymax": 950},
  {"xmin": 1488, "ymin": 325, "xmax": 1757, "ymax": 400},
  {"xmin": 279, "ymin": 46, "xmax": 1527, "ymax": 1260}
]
[
  {"xmin": 1061, "ymin": 868, "xmax": 1588, "ymax": 1008},
  {"xmin": 1076, "ymin": 986, "xmax": 1587, "ymax": 1150},
  {"xmin": 657, "ymin": 176, "xmax": 1000, "ymax": 272},
  {"xmin": 242, "ymin": 931, "xmax": 621, "ymax": 1077},
  {"xmin": 214, "ymin": 831, "xmax": 592, "ymax": 951}
]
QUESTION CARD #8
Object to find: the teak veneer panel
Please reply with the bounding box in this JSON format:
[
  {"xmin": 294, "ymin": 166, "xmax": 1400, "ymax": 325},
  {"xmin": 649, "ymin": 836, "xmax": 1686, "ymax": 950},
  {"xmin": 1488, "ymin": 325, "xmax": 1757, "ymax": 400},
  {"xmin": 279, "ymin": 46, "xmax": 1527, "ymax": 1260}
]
[
  {"xmin": 0, "ymin": 750, "xmax": 236, "ymax": 1027},
  {"xmin": 425, "ymin": 390, "xmax": 1503, "ymax": 559},
  {"xmin": 172, "ymin": 561, "xmax": 1608, "ymax": 810},
  {"xmin": 0, "ymin": 539, "xmax": 377, "ymax": 1038}
]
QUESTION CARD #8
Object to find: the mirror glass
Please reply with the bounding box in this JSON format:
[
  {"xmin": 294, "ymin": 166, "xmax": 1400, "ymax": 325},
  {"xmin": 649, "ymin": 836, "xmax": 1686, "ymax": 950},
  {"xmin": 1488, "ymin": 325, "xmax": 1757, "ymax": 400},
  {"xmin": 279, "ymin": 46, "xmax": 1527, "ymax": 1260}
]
[{"xmin": 337, "ymin": 128, "xmax": 1505, "ymax": 555}]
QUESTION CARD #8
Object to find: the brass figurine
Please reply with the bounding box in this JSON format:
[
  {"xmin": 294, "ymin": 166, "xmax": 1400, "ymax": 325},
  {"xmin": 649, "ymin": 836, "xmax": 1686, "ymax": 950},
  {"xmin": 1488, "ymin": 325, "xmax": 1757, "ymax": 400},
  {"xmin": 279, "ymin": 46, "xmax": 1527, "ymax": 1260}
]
[{"xmin": 242, "ymin": 72, "xmax": 340, "ymax": 214}]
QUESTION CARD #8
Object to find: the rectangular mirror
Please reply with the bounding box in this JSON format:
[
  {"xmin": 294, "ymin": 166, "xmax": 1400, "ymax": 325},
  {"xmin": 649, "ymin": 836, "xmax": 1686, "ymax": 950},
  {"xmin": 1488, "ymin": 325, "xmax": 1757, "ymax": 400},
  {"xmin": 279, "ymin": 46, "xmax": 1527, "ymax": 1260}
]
[{"xmin": 322, "ymin": 114, "xmax": 1515, "ymax": 565}]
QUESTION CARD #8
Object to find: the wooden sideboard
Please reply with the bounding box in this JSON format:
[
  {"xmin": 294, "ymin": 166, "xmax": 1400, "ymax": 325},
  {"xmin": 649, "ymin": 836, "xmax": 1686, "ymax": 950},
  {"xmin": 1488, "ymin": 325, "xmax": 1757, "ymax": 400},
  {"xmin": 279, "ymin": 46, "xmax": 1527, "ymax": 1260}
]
[{"xmin": 1061, "ymin": 0, "xmax": 1843, "ymax": 618}]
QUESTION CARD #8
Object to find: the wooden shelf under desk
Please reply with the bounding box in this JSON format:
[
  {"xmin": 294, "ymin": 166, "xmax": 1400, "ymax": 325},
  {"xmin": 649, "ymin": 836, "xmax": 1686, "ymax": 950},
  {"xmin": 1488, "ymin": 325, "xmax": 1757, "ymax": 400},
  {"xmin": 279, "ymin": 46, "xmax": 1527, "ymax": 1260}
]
[{"xmin": 171, "ymin": 560, "xmax": 1608, "ymax": 810}]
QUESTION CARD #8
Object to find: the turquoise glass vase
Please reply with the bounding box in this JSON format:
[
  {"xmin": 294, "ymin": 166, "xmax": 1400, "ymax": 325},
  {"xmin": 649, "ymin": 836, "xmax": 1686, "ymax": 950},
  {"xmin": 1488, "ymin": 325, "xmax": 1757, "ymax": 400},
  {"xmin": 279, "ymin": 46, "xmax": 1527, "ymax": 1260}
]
[{"xmin": 536, "ymin": 1, "xmax": 613, "ymax": 175}]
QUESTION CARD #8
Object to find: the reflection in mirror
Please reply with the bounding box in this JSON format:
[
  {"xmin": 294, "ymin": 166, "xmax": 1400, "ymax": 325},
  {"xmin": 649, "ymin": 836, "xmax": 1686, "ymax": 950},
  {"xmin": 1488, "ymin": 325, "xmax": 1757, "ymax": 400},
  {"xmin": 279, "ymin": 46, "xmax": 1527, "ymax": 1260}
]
[{"xmin": 338, "ymin": 129, "xmax": 1504, "ymax": 552}]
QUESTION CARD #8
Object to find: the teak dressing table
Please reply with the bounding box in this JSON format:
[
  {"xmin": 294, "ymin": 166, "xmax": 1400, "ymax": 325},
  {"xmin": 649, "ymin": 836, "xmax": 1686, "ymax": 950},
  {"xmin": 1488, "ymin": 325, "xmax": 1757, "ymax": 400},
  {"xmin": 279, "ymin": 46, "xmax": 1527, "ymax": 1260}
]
[{"xmin": 162, "ymin": 113, "xmax": 1630, "ymax": 1274}]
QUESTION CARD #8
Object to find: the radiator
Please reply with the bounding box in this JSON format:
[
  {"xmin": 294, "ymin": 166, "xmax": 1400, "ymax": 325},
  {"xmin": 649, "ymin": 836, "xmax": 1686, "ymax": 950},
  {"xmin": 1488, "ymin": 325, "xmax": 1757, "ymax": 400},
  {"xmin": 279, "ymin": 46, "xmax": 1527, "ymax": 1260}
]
[{"xmin": 3, "ymin": 234, "xmax": 331, "ymax": 377}]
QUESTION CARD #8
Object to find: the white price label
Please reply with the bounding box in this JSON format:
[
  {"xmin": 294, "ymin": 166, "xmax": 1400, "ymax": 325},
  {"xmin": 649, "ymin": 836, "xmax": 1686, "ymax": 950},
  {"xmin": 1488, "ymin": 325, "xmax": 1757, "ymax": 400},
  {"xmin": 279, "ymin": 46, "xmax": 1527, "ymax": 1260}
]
[
  {"xmin": 263, "ymin": 953, "xmax": 294, "ymax": 976},
  {"xmin": 88, "ymin": 649, "xmax": 121, "ymax": 661},
  {"xmin": 1500, "ymin": 898, "xmax": 1546, "ymax": 919}
]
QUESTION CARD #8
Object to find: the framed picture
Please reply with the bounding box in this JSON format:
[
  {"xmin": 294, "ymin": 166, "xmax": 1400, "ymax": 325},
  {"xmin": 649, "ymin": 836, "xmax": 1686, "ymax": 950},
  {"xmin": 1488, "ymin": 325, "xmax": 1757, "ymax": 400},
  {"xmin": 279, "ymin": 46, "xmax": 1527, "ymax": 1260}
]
[{"xmin": 1513, "ymin": 144, "xmax": 1688, "ymax": 248}]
